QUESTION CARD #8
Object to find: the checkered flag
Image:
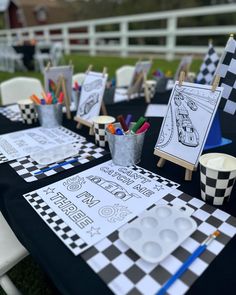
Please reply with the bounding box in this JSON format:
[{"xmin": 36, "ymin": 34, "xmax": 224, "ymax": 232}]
[
  {"xmin": 196, "ymin": 42, "xmax": 219, "ymax": 85},
  {"xmin": 215, "ymin": 35, "xmax": 236, "ymax": 115}
]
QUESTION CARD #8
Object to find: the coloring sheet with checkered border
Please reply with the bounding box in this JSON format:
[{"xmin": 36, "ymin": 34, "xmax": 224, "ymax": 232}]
[
  {"xmin": 0, "ymin": 126, "xmax": 84, "ymax": 164},
  {"xmin": 81, "ymin": 189, "xmax": 236, "ymax": 295},
  {"xmin": 0, "ymin": 104, "xmax": 22, "ymax": 122},
  {"xmin": 10, "ymin": 140, "xmax": 108, "ymax": 182},
  {"xmin": 23, "ymin": 161, "xmax": 179, "ymax": 255}
]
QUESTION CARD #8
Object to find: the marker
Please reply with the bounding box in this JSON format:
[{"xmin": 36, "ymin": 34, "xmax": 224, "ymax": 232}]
[
  {"xmin": 117, "ymin": 115, "xmax": 129, "ymax": 133},
  {"xmin": 136, "ymin": 121, "xmax": 150, "ymax": 134},
  {"xmin": 130, "ymin": 116, "xmax": 146, "ymax": 134},
  {"xmin": 30, "ymin": 95, "xmax": 41, "ymax": 105},
  {"xmin": 125, "ymin": 114, "xmax": 132, "ymax": 128},
  {"xmin": 58, "ymin": 92, "xmax": 64, "ymax": 104},
  {"xmin": 107, "ymin": 123, "xmax": 116, "ymax": 134},
  {"xmin": 115, "ymin": 128, "xmax": 123, "ymax": 135},
  {"xmin": 40, "ymin": 98, "xmax": 46, "ymax": 105}
]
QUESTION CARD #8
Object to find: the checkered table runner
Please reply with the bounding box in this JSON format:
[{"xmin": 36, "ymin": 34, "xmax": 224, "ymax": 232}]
[
  {"xmin": 81, "ymin": 189, "xmax": 236, "ymax": 295},
  {"xmin": 10, "ymin": 140, "xmax": 108, "ymax": 182},
  {"xmin": 0, "ymin": 105, "xmax": 22, "ymax": 122}
]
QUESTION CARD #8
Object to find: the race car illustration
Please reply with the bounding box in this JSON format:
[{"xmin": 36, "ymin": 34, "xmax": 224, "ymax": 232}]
[
  {"xmin": 86, "ymin": 175, "xmax": 141, "ymax": 201},
  {"xmin": 79, "ymin": 93, "xmax": 99, "ymax": 116},
  {"xmin": 175, "ymin": 107, "xmax": 199, "ymax": 147},
  {"xmin": 187, "ymin": 99, "xmax": 198, "ymax": 111}
]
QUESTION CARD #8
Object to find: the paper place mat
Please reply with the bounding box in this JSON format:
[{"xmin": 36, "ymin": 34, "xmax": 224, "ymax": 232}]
[
  {"xmin": 144, "ymin": 104, "xmax": 168, "ymax": 117},
  {"xmin": 0, "ymin": 126, "xmax": 84, "ymax": 164},
  {"xmin": 0, "ymin": 104, "xmax": 22, "ymax": 122},
  {"xmin": 10, "ymin": 141, "xmax": 108, "ymax": 182},
  {"xmin": 23, "ymin": 161, "xmax": 179, "ymax": 255},
  {"xmin": 81, "ymin": 189, "xmax": 236, "ymax": 295}
]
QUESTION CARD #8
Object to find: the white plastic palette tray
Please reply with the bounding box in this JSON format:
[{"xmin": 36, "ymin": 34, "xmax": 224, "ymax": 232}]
[
  {"xmin": 30, "ymin": 144, "xmax": 78, "ymax": 166},
  {"xmin": 119, "ymin": 204, "xmax": 197, "ymax": 263}
]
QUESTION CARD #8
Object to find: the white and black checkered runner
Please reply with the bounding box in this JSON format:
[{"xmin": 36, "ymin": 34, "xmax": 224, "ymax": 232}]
[
  {"xmin": 196, "ymin": 43, "xmax": 219, "ymax": 85},
  {"xmin": 23, "ymin": 186, "xmax": 236, "ymax": 294},
  {"xmin": 215, "ymin": 36, "xmax": 236, "ymax": 115},
  {"xmin": 10, "ymin": 140, "xmax": 108, "ymax": 182},
  {"xmin": 0, "ymin": 105, "xmax": 22, "ymax": 122},
  {"xmin": 81, "ymin": 189, "xmax": 236, "ymax": 295}
]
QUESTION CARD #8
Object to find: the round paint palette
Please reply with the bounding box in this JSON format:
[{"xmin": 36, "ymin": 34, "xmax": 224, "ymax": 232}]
[
  {"xmin": 30, "ymin": 144, "xmax": 78, "ymax": 166},
  {"xmin": 119, "ymin": 204, "xmax": 197, "ymax": 264}
]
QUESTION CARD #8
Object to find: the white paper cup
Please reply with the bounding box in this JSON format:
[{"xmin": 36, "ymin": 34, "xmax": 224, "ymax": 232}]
[
  {"xmin": 18, "ymin": 99, "xmax": 37, "ymax": 124},
  {"xmin": 92, "ymin": 115, "xmax": 116, "ymax": 147},
  {"xmin": 199, "ymin": 153, "xmax": 236, "ymax": 205}
]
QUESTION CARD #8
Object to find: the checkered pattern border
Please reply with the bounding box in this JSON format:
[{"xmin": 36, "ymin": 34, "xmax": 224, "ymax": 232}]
[
  {"xmin": 9, "ymin": 140, "xmax": 108, "ymax": 182},
  {"xmin": 81, "ymin": 189, "xmax": 236, "ymax": 295},
  {"xmin": 19, "ymin": 104, "xmax": 37, "ymax": 124},
  {"xmin": 0, "ymin": 152, "xmax": 8, "ymax": 163},
  {"xmin": 216, "ymin": 37, "xmax": 236, "ymax": 115},
  {"xmin": 196, "ymin": 44, "xmax": 219, "ymax": 85},
  {"xmin": 24, "ymin": 191, "xmax": 88, "ymax": 255},
  {"xmin": 0, "ymin": 106, "xmax": 22, "ymax": 122},
  {"xmin": 130, "ymin": 165, "xmax": 179, "ymax": 189},
  {"xmin": 200, "ymin": 164, "xmax": 236, "ymax": 205},
  {"xmin": 94, "ymin": 123, "xmax": 107, "ymax": 147}
]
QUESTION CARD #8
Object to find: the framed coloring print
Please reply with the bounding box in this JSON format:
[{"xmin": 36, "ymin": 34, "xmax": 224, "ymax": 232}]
[
  {"xmin": 75, "ymin": 70, "xmax": 108, "ymax": 124},
  {"xmin": 154, "ymin": 81, "xmax": 223, "ymax": 170}
]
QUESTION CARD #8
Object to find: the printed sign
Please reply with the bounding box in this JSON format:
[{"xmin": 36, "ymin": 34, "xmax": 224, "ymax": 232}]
[
  {"xmin": 155, "ymin": 82, "xmax": 223, "ymax": 166},
  {"xmin": 24, "ymin": 160, "xmax": 179, "ymax": 254}
]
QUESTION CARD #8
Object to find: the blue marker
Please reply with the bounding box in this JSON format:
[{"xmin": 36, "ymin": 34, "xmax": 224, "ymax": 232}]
[{"xmin": 115, "ymin": 128, "xmax": 123, "ymax": 135}]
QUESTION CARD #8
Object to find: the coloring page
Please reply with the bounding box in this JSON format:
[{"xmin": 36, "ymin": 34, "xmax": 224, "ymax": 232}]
[
  {"xmin": 44, "ymin": 65, "xmax": 73, "ymax": 102},
  {"xmin": 76, "ymin": 71, "xmax": 108, "ymax": 122},
  {"xmin": 24, "ymin": 160, "xmax": 179, "ymax": 254},
  {"xmin": 0, "ymin": 127, "xmax": 84, "ymax": 163},
  {"xmin": 129, "ymin": 60, "xmax": 152, "ymax": 93},
  {"xmin": 155, "ymin": 82, "xmax": 223, "ymax": 166}
]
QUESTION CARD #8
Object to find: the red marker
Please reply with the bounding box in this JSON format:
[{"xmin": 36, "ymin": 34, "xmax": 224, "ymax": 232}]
[
  {"xmin": 117, "ymin": 115, "xmax": 129, "ymax": 133},
  {"xmin": 136, "ymin": 121, "xmax": 150, "ymax": 134},
  {"xmin": 58, "ymin": 92, "xmax": 64, "ymax": 104}
]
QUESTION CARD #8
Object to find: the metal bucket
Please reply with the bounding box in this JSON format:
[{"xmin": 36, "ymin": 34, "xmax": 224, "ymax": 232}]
[
  {"xmin": 36, "ymin": 104, "xmax": 63, "ymax": 128},
  {"xmin": 106, "ymin": 122, "xmax": 146, "ymax": 166}
]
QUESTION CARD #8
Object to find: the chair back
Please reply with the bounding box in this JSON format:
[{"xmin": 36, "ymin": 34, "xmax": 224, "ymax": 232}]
[
  {"xmin": 72, "ymin": 73, "xmax": 86, "ymax": 86},
  {"xmin": 115, "ymin": 65, "xmax": 135, "ymax": 88},
  {"xmin": 0, "ymin": 77, "xmax": 43, "ymax": 105}
]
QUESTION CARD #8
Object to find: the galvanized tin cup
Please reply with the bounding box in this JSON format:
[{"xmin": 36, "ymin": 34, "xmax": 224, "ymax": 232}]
[
  {"xmin": 36, "ymin": 104, "xmax": 63, "ymax": 128},
  {"xmin": 106, "ymin": 122, "xmax": 147, "ymax": 166}
]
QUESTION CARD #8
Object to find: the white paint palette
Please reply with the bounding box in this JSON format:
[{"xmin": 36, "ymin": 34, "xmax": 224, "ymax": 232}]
[
  {"xmin": 30, "ymin": 144, "xmax": 78, "ymax": 166},
  {"xmin": 119, "ymin": 204, "xmax": 197, "ymax": 263}
]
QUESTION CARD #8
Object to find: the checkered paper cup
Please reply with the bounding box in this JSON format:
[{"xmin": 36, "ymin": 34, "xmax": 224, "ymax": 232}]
[
  {"xmin": 92, "ymin": 115, "xmax": 115, "ymax": 147},
  {"xmin": 18, "ymin": 99, "xmax": 37, "ymax": 124},
  {"xmin": 199, "ymin": 153, "xmax": 236, "ymax": 205}
]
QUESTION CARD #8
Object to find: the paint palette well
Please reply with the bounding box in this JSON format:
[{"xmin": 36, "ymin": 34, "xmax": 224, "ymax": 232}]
[
  {"xmin": 30, "ymin": 144, "xmax": 78, "ymax": 166},
  {"xmin": 119, "ymin": 204, "xmax": 197, "ymax": 263}
]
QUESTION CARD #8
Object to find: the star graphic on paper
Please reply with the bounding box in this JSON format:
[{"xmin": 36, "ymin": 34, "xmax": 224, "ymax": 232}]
[
  {"xmin": 86, "ymin": 226, "xmax": 101, "ymax": 237},
  {"xmin": 43, "ymin": 187, "xmax": 56, "ymax": 195},
  {"xmin": 153, "ymin": 184, "xmax": 164, "ymax": 191}
]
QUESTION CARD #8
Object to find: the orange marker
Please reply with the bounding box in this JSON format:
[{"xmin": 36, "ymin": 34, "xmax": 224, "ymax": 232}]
[
  {"xmin": 30, "ymin": 95, "xmax": 41, "ymax": 105},
  {"xmin": 107, "ymin": 123, "xmax": 116, "ymax": 134}
]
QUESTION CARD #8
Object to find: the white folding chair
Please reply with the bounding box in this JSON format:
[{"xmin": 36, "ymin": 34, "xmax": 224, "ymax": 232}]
[
  {"xmin": 0, "ymin": 212, "xmax": 29, "ymax": 295},
  {"xmin": 5, "ymin": 46, "xmax": 26, "ymax": 73},
  {"xmin": 0, "ymin": 77, "xmax": 44, "ymax": 105},
  {"xmin": 72, "ymin": 73, "xmax": 86, "ymax": 86},
  {"xmin": 115, "ymin": 65, "xmax": 135, "ymax": 88},
  {"xmin": 34, "ymin": 42, "xmax": 64, "ymax": 73}
]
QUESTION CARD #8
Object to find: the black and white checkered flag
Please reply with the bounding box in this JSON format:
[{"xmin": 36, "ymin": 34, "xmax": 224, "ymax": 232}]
[
  {"xmin": 215, "ymin": 35, "xmax": 236, "ymax": 115},
  {"xmin": 196, "ymin": 42, "xmax": 219, "ymax": 85}
]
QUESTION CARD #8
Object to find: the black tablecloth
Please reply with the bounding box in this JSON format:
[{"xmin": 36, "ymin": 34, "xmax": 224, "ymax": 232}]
[{"xmin": 0, "ymin": 95, "xmax": 236, "ymax": 295}]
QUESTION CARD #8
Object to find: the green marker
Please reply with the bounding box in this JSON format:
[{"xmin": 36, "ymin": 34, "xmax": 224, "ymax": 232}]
[{"xmin": 131, "ymin": 116, "xmax": 146, "ymax": 134}]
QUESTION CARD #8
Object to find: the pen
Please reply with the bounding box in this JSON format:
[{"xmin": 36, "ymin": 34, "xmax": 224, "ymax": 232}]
[
  {"xmin": 34, "ymin": 156, "xmax": 88, "ymax": 175},
  {"xmin": 125, "ymin": 114, "xmax": 132, "ymax": 128},
  {"xmin": 117, "ymin": 115, "xmax": 129, "ymax": 133},
  {"xmin": 136, "ymin": 121, "xmax": 150, "ymax": 134},
  {"xmin": 107, "ymin": 123, "xmax": 116, "ymax": 134},
  {"xmin": 130, "ymin": 116, "xmax": 146, "ymax": 134},
  {"xmin": 156, "ymin": 231, "xmax": 220, "ymax": 295}
]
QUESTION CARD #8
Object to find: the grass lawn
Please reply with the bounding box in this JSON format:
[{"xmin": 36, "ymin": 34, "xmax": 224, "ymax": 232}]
[{"xmin": 0, "ymin": 53, "xmax": 202, "ymax": 294}]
